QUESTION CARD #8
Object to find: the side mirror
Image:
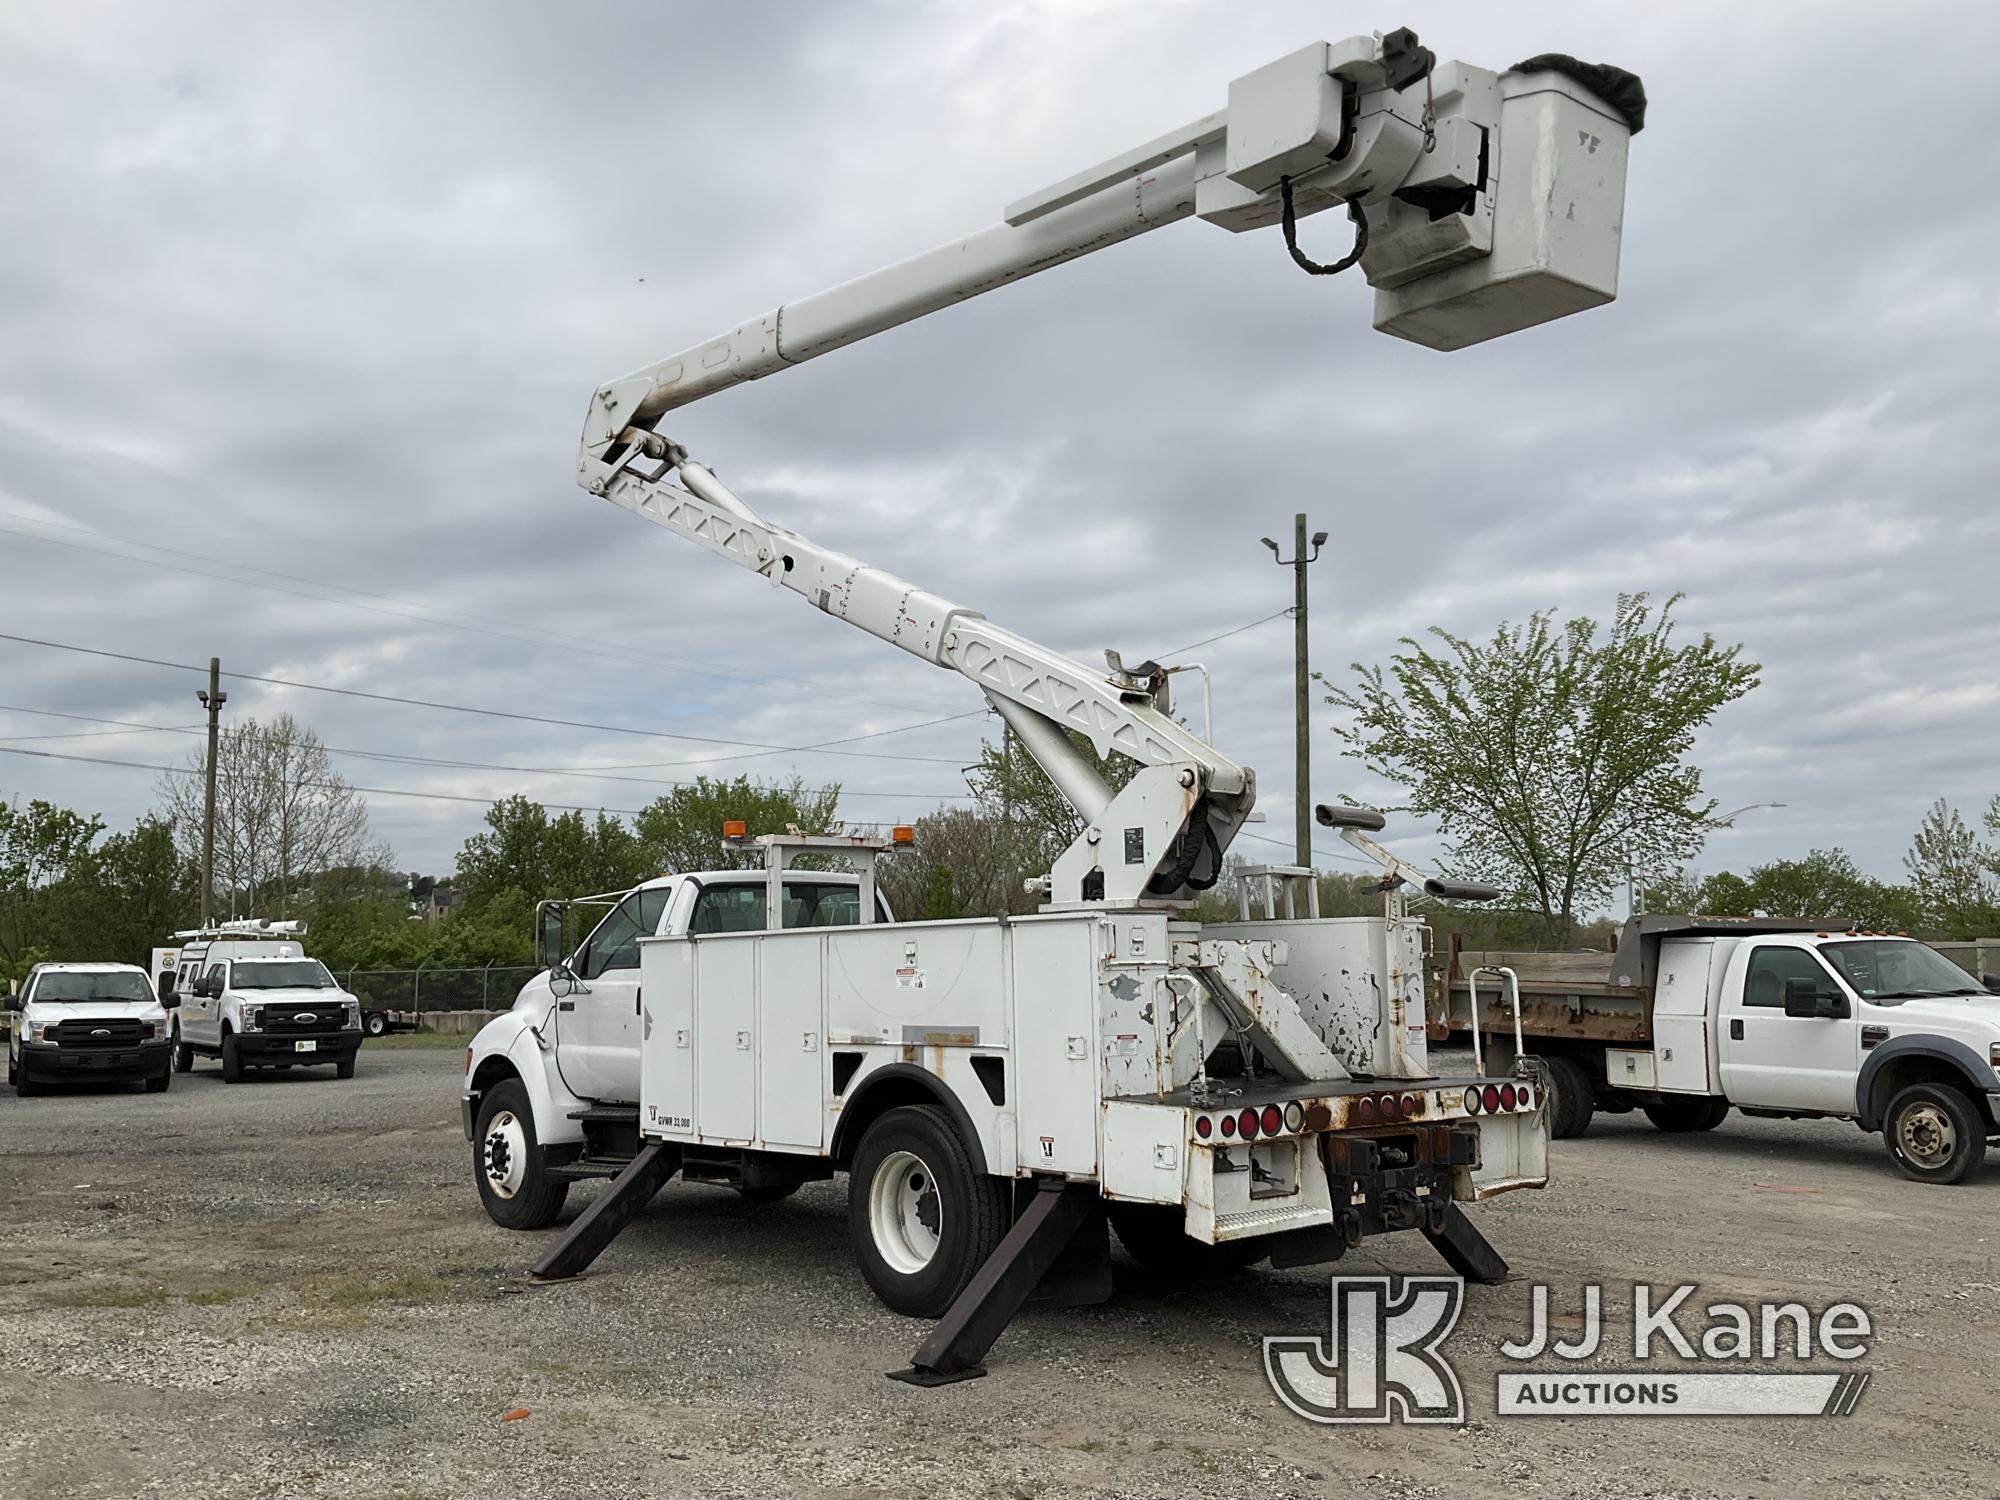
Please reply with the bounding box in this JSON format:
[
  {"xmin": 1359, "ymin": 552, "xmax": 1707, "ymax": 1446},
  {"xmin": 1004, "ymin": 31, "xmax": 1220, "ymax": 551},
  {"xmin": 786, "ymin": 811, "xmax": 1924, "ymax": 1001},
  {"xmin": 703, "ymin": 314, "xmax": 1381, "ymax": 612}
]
[
  {"xmin": 158, "ymin": 972, "xmax": 176, "ymax": 997},
  {"xmin": 159, "ymin": 992, "xmax": 180, "ymax": 1010},
  {"xmin": 4, "ymin": 993, "xmax": 21, "ymax": 1012},
  {"xmin": 1983, "ymin": 973, "xmax": 2000, "ymax": 995},
  {"xmin": 1782, "ymin": 977, "xmax": 1845, "ymax": 1020},
  {"xmin": 538, "ymin": 902, "xmax": 569, "ymax": 974}
]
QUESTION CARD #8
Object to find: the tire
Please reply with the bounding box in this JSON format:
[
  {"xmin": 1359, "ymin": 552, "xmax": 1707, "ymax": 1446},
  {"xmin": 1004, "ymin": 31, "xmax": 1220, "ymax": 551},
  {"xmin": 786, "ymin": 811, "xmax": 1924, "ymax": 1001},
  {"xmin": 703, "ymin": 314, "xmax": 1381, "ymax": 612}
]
[
  {"xmin": 145, "ymin": 1067, "xmax": 171, "ymax": 1094},
  {"xmin": 1539, "ymin": 1056, "xmax": 1596, "ymax": 1139},
  {"xmin": 221, "ymin": 1033, "xmax": 243, "ymax": 1084},
  {"xmin": 847, "ymin": 1104, "xmax": 1008, "ymax": 1318},
  {"xmin": 13, "ymin": 1054, "xmax": 41, "ymax": 1096},
  {"xmin": 173, "ymin": 1031, "xmax": 194, "ymax": 1073},
  {"xmin": 736, "ymin": 1182, "xmax": 800, "ymax": 1203},
  {"xmin": 1642, "ymin": 1095, "xmax": 1730, "ymax": 1133},
  {"xmin": 365, "ymin": 1012, "xmax": 388, "ymax": 1038},
  {"xmin": 473, "ymin": 1078, "xmax": 569, "ymax": 1230},
  {"xmin": 1883, "ymin": 1082, "xmax": 1987, "ymax": 1185},
  {"xmin": 335, "ymin": 1056, "xmax": 356, "ymax": 1080},
  {"xmin": 1108, "ymin": 1202, "xmax": 1268, "ymax": 1277}
]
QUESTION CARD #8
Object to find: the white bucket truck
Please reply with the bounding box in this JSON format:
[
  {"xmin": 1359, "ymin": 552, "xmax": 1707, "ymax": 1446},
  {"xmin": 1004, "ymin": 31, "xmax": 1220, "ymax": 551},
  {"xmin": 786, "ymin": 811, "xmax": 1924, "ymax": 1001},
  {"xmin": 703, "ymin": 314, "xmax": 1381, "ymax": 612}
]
[{"xmin": 463, "ymin": 26, "xmax": 1643, "ymax": 1379}]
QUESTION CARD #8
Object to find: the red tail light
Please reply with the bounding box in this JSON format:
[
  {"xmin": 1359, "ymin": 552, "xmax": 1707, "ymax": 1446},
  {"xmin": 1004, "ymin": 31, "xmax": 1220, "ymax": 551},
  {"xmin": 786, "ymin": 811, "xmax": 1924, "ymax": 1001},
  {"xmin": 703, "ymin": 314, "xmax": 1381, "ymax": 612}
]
[
  {"xmin": 1377, "ymin": 1093, "xmax": 1402, "ymax": 1122},
  {"xmin": 1515, "ymin": 1084, "xmax": 1535, "ymax": 1111},
  {"xmin": 1481, "ymin": 1084, "xmax": 1501, "ymax": 1112},
  {"xmin": 1400, "ymin": 1093, "xmax": 1420, "ymax": 1118},
  {"xmin": 1219, "ymin": 1113, "xmax": 1237, "ymax": 1138},
  {"xmin": 1194, "ymin": 1114, "xmax": 1213, "ymax": 1139},
  {"xmin": 1260, "ymin": 1104, "xmax": 1283, "ymax": 1136},
  {"xmin": 1499, "ymin": 1083, "xmax": 1518, "ymax": 1111},
  {"xmin": 1356, "ymin": 1095, "xmax": 1377, "ymax": 1123},
  {"xmin": 1238, "ymin": 1107, "xmax": 1260, "ymax": 1140}
]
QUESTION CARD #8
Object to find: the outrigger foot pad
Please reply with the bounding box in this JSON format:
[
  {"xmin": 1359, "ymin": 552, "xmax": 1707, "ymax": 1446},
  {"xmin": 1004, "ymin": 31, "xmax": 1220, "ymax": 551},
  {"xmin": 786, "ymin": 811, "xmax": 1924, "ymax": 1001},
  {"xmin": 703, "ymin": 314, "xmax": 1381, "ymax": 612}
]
[{"xmin": 889, "ymin": 1180, "xmax": 1099, "ymax": 1385}]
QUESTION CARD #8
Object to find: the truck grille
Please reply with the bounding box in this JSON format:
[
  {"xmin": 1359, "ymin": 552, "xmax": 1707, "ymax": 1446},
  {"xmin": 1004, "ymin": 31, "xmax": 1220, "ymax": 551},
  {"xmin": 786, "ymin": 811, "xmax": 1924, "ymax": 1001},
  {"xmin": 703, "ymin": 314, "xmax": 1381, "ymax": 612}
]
[
  {"xmin": 259, "ymin": 1006, "xmax": 347, "ymax": 1034},
  {"xmin": 49, "ymin": 1018, "xmax": 146, "ymax": 1048}
]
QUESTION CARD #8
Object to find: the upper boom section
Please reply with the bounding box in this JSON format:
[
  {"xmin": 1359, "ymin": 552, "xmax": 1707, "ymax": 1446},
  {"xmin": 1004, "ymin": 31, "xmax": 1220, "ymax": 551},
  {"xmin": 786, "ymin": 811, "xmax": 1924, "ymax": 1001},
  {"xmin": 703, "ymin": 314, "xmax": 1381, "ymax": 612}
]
[{"xmin": 579, "ymin": 29, "xmax": 1639, "ymax": 455}]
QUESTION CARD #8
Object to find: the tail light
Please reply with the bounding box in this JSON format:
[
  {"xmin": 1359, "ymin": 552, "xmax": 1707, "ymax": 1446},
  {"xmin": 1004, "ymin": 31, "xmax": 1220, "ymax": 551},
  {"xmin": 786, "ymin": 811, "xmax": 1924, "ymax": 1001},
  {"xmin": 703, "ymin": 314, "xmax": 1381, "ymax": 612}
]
[
  {"xmin": 1238, "ymin": 1107, "xmax": 1260, "ymax": 1140},
  {"xmin": 1259, "ymin": 1104, "xmax": 1283, "ymax": 1137},
  {"xmin": 1283, "ymin": 1100, "xmax": 1305, "ymax": 1132},
  {"xmin": 1481, "ymin": 1084, "xmax": 1501, "ymax": 1113},
  {"xmin": 1194, "ymin": 1114, "xmax": 1213, "ymax": 1139},
  {"xmin": 1499, "ymin": 1083, "xmax": 1518, "ymax": 1111},
  {"xmin": 1219, "ymin": 1113, "xmax": 1237, "ymax": 1138},
  {"xmin": 1377, "ymin": 1093, "xmax": 1402, "ymax": 1122},
  {"xmin": 1400, "ymin": 1093, "xmax": 1420, "ymax": 1118},
  {"xmin": 1356, "ymin": 1095, "xmax": 1377, "ymax": 1123},
  {"xmin": 1463, "ymin": 1086, "xmax": 1481, "ymax": 1114},
  {"xmin": 1515, "ymin": 1083, "xmax": 1536, "ymax": 1110}
]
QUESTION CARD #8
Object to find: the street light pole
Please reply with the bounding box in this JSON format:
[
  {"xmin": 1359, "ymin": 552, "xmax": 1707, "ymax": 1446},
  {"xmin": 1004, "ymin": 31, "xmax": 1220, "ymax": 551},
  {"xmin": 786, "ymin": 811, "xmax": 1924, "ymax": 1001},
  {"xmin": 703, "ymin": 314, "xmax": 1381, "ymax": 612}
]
[
  {"xmin": 1263, "ymin": 517, "xmax": 1327, "ymax": 870},
  {"xmin": 196, "ymin": 658, "xmax": 227, "ymax": 926}
]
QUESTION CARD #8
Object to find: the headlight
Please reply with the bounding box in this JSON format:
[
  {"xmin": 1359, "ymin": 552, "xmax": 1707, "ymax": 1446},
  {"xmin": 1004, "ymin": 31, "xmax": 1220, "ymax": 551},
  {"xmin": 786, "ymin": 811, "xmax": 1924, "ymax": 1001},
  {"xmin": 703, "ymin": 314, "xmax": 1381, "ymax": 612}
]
[
  {"xmin": 33, "ymin": 1020, "xmax": 58, "ymax": 1042},
  {"xmin": 346, "ymin": 1003, "xmax": 360, "ymax": 1029},
  {"xmin": 241, "ymin": 1007, "xmax": 262, "ymax": 1032},
  {"xmin": 141, "ymin": 1021, "xmax": 159, "ymax": 1040}
]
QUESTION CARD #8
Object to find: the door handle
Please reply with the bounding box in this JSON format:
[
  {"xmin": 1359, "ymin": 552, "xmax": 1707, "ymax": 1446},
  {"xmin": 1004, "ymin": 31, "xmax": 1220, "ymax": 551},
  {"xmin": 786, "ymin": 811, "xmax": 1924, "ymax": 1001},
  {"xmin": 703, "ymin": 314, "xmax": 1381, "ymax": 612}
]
[
  {"xmin": 634, "ymin": 987, "xmax": 642, "ymax": 1017},
  {"xmin": 558, "ymin": 1000, "xmax": 575, "ymax": 1012},
  {"xmin": 1729, "ymin": 1018, "xmax": 1743, "ymax": 1041}
]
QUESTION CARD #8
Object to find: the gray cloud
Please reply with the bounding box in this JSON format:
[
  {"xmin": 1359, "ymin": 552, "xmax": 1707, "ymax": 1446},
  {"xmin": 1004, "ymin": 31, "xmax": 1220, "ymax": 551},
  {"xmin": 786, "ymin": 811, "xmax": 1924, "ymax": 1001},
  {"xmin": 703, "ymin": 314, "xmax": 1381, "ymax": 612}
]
[{"xmin": 1, "ymin": 0, "xmax": 1994, "ymax": 900}]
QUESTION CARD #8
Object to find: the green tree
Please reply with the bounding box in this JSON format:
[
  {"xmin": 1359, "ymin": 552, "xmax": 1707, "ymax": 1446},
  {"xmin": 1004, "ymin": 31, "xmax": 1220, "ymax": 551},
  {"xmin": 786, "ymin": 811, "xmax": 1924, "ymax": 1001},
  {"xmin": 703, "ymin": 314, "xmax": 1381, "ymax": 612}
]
[
  {"xmin": 631, "ymin": 776, "xmax": 840, "ymax": 877},
  {"xmin": 1904, "ymin": 799, "xmax": 1998, "ymax": 938},
  {"xmin": 877, "ymin": 806, "xmax": 1046, "ymax": 921},
  {"xmin": 1325, "ymin": 594, "xmax": 1760, "ymax": 945},
  {"xmin": 42, "ymin": 816, "xmax": 199, "ymax": 966},
  {"xmin": 917, "ymin": 862, "xmax": 959, "ymax": 921},
  {"xmin": 0, "ymin": 800, "xmax": 104, "ymax": 982},
  {"xmin": 456, "ymin": 797, "xmax": 648, "ymax": 910}
]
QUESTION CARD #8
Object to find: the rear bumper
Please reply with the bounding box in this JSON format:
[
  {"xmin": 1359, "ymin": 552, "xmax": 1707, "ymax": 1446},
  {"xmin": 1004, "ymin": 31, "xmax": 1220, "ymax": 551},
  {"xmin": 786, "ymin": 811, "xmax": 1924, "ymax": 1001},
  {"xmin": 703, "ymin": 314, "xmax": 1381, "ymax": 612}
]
[
  {"xmin": 234, "ymin": 1031, "xmax": 362, "ymax": 1064},
  {"xmin": 20, "ymin": 1038, "xmax": 172, "ymax": 1081}
]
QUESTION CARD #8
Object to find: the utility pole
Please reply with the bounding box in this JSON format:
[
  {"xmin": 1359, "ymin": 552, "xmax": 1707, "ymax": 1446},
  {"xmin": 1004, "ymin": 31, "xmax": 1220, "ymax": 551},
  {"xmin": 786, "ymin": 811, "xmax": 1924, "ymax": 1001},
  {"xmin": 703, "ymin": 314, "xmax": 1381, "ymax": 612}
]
[
  {"xmin": 1264, "ymin": 517, "xmax": 1326, "ymax": 869},
  {"xmin": 197, "ymin": 658, "xmax": 227, "ymax": 925}
]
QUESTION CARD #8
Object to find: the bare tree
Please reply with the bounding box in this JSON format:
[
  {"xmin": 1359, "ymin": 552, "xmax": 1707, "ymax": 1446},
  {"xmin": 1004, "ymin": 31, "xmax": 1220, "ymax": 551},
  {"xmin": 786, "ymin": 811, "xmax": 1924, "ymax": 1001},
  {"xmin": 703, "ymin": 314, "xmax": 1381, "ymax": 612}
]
[{"xmin": 158, "ymin": 713, "xmax": 380, "ymax": 917}]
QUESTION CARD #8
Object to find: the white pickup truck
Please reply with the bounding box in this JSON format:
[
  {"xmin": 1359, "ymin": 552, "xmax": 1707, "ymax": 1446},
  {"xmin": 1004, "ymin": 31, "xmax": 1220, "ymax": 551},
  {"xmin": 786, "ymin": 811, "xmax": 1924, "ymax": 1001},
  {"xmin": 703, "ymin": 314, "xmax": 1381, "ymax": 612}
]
[{"xmin": 1442, "ymin": 917, "xmax": 2000, "ymax": 1183}]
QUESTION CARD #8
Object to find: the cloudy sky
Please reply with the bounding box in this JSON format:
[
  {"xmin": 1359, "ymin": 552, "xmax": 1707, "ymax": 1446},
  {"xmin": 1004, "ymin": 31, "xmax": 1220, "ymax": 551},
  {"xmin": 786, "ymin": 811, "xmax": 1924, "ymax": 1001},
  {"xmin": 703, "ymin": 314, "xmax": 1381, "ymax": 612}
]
[{"xmin": 1, "ymin": 0, "xmax": 1995, "ymax": 901}]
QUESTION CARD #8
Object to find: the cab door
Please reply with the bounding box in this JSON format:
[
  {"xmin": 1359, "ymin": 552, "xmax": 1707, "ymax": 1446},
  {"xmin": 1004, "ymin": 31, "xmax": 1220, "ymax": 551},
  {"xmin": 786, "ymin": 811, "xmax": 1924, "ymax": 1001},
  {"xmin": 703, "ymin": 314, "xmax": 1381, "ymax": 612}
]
[
  {"xmin": 556, "ymin": 886, "xmax": 671, "ymax": 1103},
  {"xmin": 1718, "ymin": 942, "xmax": 1860, "ymax": 1113}
]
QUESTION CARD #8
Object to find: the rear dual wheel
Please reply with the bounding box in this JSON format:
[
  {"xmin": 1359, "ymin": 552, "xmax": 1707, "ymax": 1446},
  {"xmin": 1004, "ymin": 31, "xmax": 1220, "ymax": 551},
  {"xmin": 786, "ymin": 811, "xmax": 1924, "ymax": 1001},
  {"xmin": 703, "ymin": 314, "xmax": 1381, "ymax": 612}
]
[{"xmin": 847, "ymin": 1105, "xmax": 1007, "ymax": 1318}]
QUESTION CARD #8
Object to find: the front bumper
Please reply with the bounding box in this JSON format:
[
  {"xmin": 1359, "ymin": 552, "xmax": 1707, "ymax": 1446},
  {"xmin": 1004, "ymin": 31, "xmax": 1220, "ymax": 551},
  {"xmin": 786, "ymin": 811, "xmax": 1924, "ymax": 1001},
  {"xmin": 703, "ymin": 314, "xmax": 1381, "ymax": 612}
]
[
  {"xmin": 20, "ymin": 1038, "xmax": 173, "ymax": 1081},
  {"xmin": 233, "ymin": 1031, "xmax": 362, "ymax": 1064}
]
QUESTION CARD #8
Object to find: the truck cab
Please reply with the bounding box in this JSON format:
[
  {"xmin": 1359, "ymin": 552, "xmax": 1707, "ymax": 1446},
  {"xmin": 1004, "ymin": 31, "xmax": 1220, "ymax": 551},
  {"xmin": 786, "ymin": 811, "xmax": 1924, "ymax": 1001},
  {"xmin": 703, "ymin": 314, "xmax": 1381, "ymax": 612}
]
[
  {"xmin": 7, "ymin": 962, "xmax": 177, "ymax": 1096},
  {"xmin": 1450, "ymin": 918, "xmax": 2000, "ymax": 1183},
  {"xmin": 165, "ymin": 923, "xmax": 363, "ymax": 1083}
]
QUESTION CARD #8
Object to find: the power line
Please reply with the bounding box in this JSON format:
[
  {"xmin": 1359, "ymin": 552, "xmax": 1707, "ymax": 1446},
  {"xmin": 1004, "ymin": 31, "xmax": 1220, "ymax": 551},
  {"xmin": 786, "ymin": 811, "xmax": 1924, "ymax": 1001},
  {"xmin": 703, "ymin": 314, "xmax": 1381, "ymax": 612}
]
[
  {"xmin": 1160, "ymin": 608, "xmax": 1291, "ymax": 659},
  {"xmin": 0, "ymin": 510, "xmax": 950, "ymax": 715},
  {"xmin": 0, "ymin": 630, "xmax": 978, "ymax": 766},
  {"xmin": 0, "ymin": 701, "xmax": 974, "ymax": 804}
]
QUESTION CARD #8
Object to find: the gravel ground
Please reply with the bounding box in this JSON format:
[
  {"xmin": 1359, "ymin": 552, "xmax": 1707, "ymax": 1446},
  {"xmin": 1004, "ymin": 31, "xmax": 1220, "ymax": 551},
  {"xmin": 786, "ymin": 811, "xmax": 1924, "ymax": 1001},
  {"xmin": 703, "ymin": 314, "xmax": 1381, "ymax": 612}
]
[{"xmin": 2, "ymin": 1043, "xmax": 1997, "ymax": 1500}]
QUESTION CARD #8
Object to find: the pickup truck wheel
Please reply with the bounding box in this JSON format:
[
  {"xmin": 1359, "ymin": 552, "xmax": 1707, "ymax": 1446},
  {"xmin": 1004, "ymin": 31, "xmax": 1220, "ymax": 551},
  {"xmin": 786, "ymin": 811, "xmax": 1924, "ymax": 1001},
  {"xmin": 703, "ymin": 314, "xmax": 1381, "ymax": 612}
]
[
  {"xmin": 145, "ymin": 1068, "xmax": 171, "ymax": 1094},
  {"xmin": 335, "ymin": 1056, "xmax": 356, "ymax": 1080},
  {"xmin": 172, "ymin": 1030, "xmax": 194, "ymax": 1073},
  {"xmin": 474, "ymin": 1079, "xmax": 569, "ymax": 1229},
  {"xmin": 1884, "ymin": 1082, "xmax": 1986, "ymax": 1185},
  {"xmin": 365, "ymin": 1012, "xmax": 388, "ymax": 1038},
  {"xmin": 736, "ymin": 1182, "xmax": 800, "ymax": 1203},
  {"xmin": 848, "ymin": 1104, "xmax": 1007, "ymax": 1318},
  {"xmin": 1108, "ymin": 1202, "xmax": 1267, "ymax": 1277},
  {"xmin": 1539, "ymin": 1056, "xmax": 1596, "ymax": 1139},
  {"xmin": 12, "ymin": 1054, "xmax": 40, "ymax": 1096},
  {"xmin": 1642, "ymin": 1096, "xmax": 1729, "ymax": 1132},
  {"xmin": 220, "ymin": 1034, "xmax": 243, "ymax": 1084}
]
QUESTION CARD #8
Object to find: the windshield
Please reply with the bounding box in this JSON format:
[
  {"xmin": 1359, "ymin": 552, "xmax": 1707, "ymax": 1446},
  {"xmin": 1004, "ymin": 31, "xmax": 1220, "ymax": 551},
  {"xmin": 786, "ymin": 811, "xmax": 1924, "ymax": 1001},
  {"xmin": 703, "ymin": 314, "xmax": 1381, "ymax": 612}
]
[
  {"xmin": 231, "ymin": 959, "xmax": 336, "ymax": 990},
  {"xmin": 1818, "ymin": 941, "xmax": 1986, "ymax": 1002},
  {"xmin": 30, "ymin": 971, "xmax": 154, "ymax": 1003}
]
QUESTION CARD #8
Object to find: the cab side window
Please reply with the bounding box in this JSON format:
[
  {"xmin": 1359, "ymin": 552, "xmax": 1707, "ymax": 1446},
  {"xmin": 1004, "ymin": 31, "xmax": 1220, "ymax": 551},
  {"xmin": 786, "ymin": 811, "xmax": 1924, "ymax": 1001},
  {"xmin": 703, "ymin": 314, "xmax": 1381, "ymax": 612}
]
[
  {"xmin": 689, "ymin": 885, "xmax": 767, "ymax": 935},
  {"xmin": 575, "ymin": 887, "xmax": 672, "ymax": 978},
  {"xmin": 205, "ymin": 963, "xmax": 228, "ymax": 994},
  {"xmin": 1743, "ymin": 947, "xmax": 1838, "ymax": 1008}
]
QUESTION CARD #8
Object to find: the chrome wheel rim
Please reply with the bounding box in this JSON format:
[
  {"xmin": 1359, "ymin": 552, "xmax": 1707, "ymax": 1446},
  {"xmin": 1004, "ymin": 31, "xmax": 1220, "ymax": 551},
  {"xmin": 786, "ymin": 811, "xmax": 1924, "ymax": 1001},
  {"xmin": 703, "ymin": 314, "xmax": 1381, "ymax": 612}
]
[
  {"xmin": 483, "ymin": 1110, "xmax": 529, "ymax": 1198},
  {"xmin": 1896, "ymin": 1102, "xmax": 1956, "ymax": 1170},
  {"xmin": 869, "ymin": 1149, "xmax": 941, "ymax": 1274}
]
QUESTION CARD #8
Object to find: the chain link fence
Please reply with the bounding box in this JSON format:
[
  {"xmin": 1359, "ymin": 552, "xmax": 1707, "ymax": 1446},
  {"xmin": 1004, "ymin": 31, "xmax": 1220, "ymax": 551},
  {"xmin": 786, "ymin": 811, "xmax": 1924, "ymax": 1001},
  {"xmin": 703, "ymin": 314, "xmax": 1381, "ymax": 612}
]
[{"xmin": 340, "ymin": 964, "xmax": 541, "ymax": 1016}]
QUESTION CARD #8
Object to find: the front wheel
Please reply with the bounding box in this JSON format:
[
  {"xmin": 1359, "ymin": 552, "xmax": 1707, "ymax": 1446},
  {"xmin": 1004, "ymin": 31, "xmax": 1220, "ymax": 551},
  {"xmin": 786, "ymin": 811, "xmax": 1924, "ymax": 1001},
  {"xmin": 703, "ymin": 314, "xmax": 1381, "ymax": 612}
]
[
  {"xmin": 12, "ymin": 1053, "xmax": 40, "ymax": 1096},
  {"xmin": 1642, "ymin": 1096, "xmax": 1729, "ymax": 1133},
  {"xmin": 145, "ymin": 1068, "xmax": 171, "ymax": 1094},
  {"xmin": 1108, "ymin": 1202, "xmax": 1268, "ymax": 1277},
  {"xmin": 220, "ymin": 1033, "xmax": 243, "ymax": 1084},
  {"xmin": 1884, "ymin": 1082, "xmax": 1987, "ymax": 1185},
  {"xmin": 173, "ymin": 1031, "xmax": 194, "ymax": 1073},
  {"xmin": 847, "ymin": 1105, "xmax": 1008, "ymax": 1318},
  {"xmin": 335, "ymin": 1056, "xmax": 356, "ymax": 1080},
  {"xmin": 474, "ymin": 1079, "xmax": 569, "ymax": 1229}
]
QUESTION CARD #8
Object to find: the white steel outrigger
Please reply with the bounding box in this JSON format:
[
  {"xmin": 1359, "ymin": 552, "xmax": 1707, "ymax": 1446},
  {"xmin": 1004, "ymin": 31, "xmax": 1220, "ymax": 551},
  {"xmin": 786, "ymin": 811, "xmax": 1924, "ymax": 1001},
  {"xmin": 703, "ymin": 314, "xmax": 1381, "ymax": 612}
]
[{"xmin": 575, "ymin": 27, "xmax": 1638, "ymax": 908}]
